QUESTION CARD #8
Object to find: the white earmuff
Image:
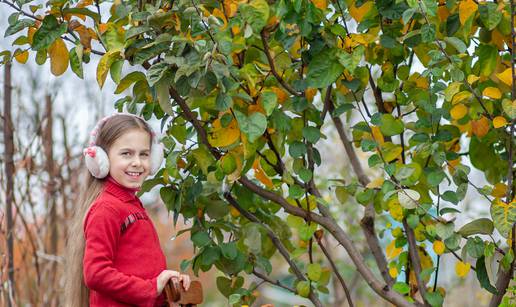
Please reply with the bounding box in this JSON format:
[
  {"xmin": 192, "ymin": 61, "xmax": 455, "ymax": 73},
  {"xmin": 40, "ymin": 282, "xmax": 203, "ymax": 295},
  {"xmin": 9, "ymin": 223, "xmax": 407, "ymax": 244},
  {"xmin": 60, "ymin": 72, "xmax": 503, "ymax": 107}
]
[{"xmin": 83, "ymin": 146, "xmax": 110, "ymax": 179}]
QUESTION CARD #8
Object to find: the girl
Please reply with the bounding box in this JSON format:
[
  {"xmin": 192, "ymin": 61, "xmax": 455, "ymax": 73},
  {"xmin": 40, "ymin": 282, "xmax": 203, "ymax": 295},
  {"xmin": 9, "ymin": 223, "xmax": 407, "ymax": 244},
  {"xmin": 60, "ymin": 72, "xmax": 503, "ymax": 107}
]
[{"xmin": 64, "ymin": 113, "xmax": 190, "ymax": 307}]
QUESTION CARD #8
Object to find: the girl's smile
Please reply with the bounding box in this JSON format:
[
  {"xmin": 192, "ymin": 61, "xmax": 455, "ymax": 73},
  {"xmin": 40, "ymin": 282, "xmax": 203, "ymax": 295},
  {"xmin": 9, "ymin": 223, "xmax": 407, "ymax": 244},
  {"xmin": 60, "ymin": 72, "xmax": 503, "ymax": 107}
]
[{"xmin": 107, "ymin": 129, "xmax": 151, "ymax": 189}]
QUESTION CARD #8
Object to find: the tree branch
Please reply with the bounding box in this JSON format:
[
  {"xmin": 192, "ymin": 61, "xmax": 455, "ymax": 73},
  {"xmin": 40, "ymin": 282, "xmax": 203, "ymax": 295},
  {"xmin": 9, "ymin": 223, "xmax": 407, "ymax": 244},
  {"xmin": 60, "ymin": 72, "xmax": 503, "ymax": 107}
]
[
  {"xmin": 252, "ymin": 269, "xmax": 296, "ymax": 293},
  {"xmin": 224, "ymin": 192, "xmax": 323, "ymax": 307},
  {"xmin": 403, "ymin": 219, "xmax": 430, "ymax": 306},
  {"xmin": 260, "ymin": 29, "xmax": 303, "ymax": 97},
  {"xmin": 315, "ymin": 231, "xmax": 355, "ymax": 307},
  {"xmin": 328, "ymin": 98, "xmax": 394, "ymax": 287},
  {"xmin": 489, "ymin": 223, "xmax": 516, "ymax": 307}
]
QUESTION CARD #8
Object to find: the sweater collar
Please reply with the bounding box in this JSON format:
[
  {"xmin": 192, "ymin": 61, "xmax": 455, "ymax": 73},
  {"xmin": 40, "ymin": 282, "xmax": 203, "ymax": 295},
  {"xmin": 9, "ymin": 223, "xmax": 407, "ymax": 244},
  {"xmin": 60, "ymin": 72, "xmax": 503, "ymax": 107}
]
[{"xmin": 104, "ymin": 176, "xmax": 140, "ymax": 203}]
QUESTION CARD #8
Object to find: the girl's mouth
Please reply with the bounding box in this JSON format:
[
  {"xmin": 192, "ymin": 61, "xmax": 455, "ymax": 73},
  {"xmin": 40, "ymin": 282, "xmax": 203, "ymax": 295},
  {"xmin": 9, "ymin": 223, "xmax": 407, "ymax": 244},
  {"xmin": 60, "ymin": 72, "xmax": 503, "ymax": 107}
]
[{"xmin": 125, "ymin": 171, "xmax": 142, "ymax": 179}]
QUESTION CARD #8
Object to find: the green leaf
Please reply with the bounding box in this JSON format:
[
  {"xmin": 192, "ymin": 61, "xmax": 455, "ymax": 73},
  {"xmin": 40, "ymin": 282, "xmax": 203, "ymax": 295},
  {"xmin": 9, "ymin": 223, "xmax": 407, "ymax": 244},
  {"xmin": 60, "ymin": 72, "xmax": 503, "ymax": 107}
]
[
  {"xmin": 435, "ymin": 222, "xmax": 455, "ymax": 240},
  {"xmin": 156, "ymin": 79, "xmax": 173, "ymax": 115},
  {"xmin": 393, "ymin": 282, "xmax": 410, "ymax": 294},
  {"xmin": 234, "ymin": 110, "xmax": 267, "ymax": 143},
  {"xmin": 444, "ymin": 37, "xmax": 467, "ymax": 53},
  {"xmin": 216, "ymin": 93, "xmax": 233, "ymax": 111},
  {"xmin": 476, "ymin": 256, "xmax": 498, "ymax": 294},
  {"xmin": 110, "ymin": 60, "xmax": 123, "ymax": 84},
  {"xmin": 442, "ymin": 190, "xmax": 459, "ymax": 205},
  {"xmin": 192, "ymin": 231, "xmax": 211, "ymax": 248},
  {"xmin": 221, "ymin": 154, "xmax": 237, "ymax": 174},
  {"xmin": 192, "ymin": 146, "xmax": 216, "ymax": 175},
  {"xmin": 479, "ymin": 3, "xmax": 502, "ymax": 30},
  {"xmin": 306, "ymin": 49, "xmax": 344, "ymax": 88},
  {"xmin": 5, "ymin": 19, "xmax": 35, "ymax": 37},
  {"xmin": 240, "ymin": 0, "xmax": 269, "ymax": 33},
  {"xmin": 147, "ymin": 62, "xmax": 169, "ymax": 86},
  {"xmin": 31, "ymin": 15, "xmax": 67, "ymax": 50},
  {"xmin": 260, "ymin": 91, "xmax": 277, "ymax": 116},
  {"xmin": 476, "ymin": 44, "xmax": 498, "ymax": 77},
  {"xmin": 299, "ymin": 223, "xmax": 317, "ymax": 241},
  {"xmin": 69, "ymin": 47, "xmax": 83, "ymax": 79},
  {"xmin": 229, "ymin": 293, "xmax": 241, "ymax": 304},
  {"xmin": 289, "ymin": 141, "xmax": 307, "ymax": 158},
  {"xmin": 337, "ymin": 45, "xmax": 365, "ymax": 73},
  {"xmin": 379, "ymin": 114, "xmax": 404, "ymax": 136},
  {"xmin": 424, "ymin": 291, "xmax": 444, "ymax": 307},
  {"xmin": 62, "ymin": 8, "xmax": 101, "ymax": 23},
  {"xmin": 421, "ymin": 23, "xmax": 436, "ymax": 43},
  {"xmin": 296, "ymin": 280, "xmax": 311, "ymax": 298},
  {"xmin": 398, "ymin": 189, "xmax": 420, "ymax": 209},
  {"xmin": 307, "ymin": 263, "xmax": 322, "ymax": 281},
  {"xmin": 302, "ymin": 126, "xmax": 321, "ymax": 144},
  {"xmin": 458, "ymin": 218, "xmax": 494, "ymax": 237},
  {"xmin": 490, "ymin": 200, "xmax": 516, "ymax": 238},
  {"xmin": 115, "ymin": 71, "xmax": 147, "ymax": 94},
  {"xmin": 125, "ymin": 25, "xmax": 152, "ymax": 40}
]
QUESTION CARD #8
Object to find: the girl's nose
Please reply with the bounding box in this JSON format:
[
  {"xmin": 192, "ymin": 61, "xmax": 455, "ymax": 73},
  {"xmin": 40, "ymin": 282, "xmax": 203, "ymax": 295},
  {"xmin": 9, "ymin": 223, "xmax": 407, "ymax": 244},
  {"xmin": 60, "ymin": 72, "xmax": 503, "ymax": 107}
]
[{"xmin": 131, "ymin": 156, "xmax": 142, "ymax": 166}]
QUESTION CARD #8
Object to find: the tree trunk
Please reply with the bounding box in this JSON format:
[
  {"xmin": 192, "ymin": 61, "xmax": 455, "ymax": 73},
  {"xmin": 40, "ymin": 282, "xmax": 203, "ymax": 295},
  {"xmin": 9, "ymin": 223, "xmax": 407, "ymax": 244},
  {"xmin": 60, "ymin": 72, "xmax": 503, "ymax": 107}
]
[
  {"xmin": 43, "ymin": 94, "xmax": 58, "ymax": 302},
  {"xmin": 3, "ymin": 60, "xmax": 15, "ymax": 307}
]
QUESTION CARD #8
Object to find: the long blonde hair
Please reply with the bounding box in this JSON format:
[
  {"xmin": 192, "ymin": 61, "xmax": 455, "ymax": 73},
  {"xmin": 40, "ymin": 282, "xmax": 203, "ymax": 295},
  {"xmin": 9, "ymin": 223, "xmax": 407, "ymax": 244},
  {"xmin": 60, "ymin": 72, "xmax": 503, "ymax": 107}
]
[{"xmin": 64, "ymin": 115, "xmax": 153, "ymax": 307}]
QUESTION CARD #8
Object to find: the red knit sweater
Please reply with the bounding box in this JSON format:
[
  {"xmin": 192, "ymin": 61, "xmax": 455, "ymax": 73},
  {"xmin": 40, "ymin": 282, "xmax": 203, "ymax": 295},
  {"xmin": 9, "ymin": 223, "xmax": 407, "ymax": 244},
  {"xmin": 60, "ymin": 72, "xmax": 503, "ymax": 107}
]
[{"xmin": 83, "ymin": 177, "xmax": 167, "ymax": 307}]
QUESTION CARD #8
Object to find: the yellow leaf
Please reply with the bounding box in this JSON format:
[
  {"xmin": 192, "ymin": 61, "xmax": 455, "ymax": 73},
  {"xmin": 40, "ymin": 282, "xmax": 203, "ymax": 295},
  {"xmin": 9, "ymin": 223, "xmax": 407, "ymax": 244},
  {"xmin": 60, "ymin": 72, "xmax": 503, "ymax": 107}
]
[
  {"xmin": 270, "ymin": 86, "xmax": 289, "ymax": 104},
  {"xmin": 231, "ymin": 25, "xmax": 240, "ymax": 35},
  {"xmin": 408, "ymin": 72, "xmax": 429, "ymax": 89},
  {"xmin": 230, "ymin": 206, "xmax": 240, "ymax": 217},
  {"xmin": 455, "ymin": 261, "xmax": 471, "ymax": 278},
  {"xmin": 98, "ymin": 23, "xmax": 108, "ymax": 34},
  {"xmin": 388, "ymin": 199, "xmax": 404, "ymax": 221},
  {"xmin": 459, "ymin": 0, "xmax": 477, "ymax": 25},
  {"xmin": 208, "ymin": 118, "xmax": 240, "ymax": 147},
  {"xmin": 212, "ymin": 8, "xmax": 228, "ymax": 30},
  {"xmin": 450, "ymin": 104, "xmax": 468, "ymax": 120},
  {"xmin": 253, "ymin": 157, "xmax": 273, "ymax": 188},
  {"xmin": 305, "ymin": 88, "xmax": 317, "ymax": 102},
  {"xmin": 223, "ymin": 0, "xmax": 239, "ymax": 17},
  {"xmin": 310, "ymin": 0, "xmax": 327, "ymax": 10},
  {"xmin": 370, "ymin": 125, "xmax": 384, "ymax": 145},
  {"xmin": 471, "ymin": 116, "xmax": 489, "ymax": 138},
  {"xmin": 483, "ymin": 87, "xmax": 502, "ymax": 99},
  {"xmin": 437, "ymin": 5, "xmax": 449, "ymax": 22},
  {"xmin": 14, "ymin": 50, "xmax": 29, "ymax": 64},
  {"xmin": 496, "ymin": 68, "xmax": 512, "ymax": 87},
  {"xmin": 227, "ymin": 148, "xmax": 244, "ymax": 182},
  {"xmin": 452, "ymin": 90, "xmax": 472, "ymax": 104},
  {"xmin": 349, "ymin": 1, "xmax": 373, "ymax": 23},
  {"xmin": 48, "ymin": 38, "xmax": 69, "ymax": 76},
  {"xmin": 27, "ymin": 26, "xmax": 36, "ymax": 44},
  {"xmin": 389, "ymin": 267, "xmax": 398, "ymax": 278},
  {"xmin": 76, "ymin": 0, "xmax": 93, "ymax": 8},
  {"xmin": 96, "ymin": 50, "xmax": 121, "ymax": 88},
  {"xmin": 366, "ymin": 177, "xmax": 384, "ymax": 189},
  {"xmin": 467, "ymin": 75, "xmax": 480, "ymax": 85},
  {"xmin": 493, "ymin": 116, "xmax": 508, "ymax": 128},
  {"xmin": 433, "ymin": 240, "xmax": 445, "ymax": 255},
  {"xmin": 386, "ymin": 240, "xmax": 402, "ymax": 260},
  {"xmin": 492, "ymin": 183, "xmax": 508, "ymax": 198}
]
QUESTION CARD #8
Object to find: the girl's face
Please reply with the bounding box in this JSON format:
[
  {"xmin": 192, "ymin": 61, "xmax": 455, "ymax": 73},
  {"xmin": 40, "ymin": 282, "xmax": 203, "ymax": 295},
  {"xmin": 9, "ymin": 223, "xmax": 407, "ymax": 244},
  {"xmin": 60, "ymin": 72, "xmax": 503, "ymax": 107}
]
[{"xmin": 107, "ymin": 129, "xmax": 151, "ymax": 189}]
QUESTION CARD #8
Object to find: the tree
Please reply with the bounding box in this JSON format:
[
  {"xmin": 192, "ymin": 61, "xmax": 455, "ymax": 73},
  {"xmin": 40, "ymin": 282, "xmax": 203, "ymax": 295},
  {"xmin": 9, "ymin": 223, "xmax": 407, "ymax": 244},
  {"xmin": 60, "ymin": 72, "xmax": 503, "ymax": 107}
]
[{"xmin": 1, "ymin": 0, "xmax": 515, "ymax": 306}]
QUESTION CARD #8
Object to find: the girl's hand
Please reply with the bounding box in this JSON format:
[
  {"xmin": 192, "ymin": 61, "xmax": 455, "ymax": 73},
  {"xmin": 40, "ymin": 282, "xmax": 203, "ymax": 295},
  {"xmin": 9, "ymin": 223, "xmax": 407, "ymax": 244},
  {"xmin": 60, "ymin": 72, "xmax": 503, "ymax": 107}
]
[{"xmin": 156, "ymin": 270, "xmax": 191, "ymax": 296}]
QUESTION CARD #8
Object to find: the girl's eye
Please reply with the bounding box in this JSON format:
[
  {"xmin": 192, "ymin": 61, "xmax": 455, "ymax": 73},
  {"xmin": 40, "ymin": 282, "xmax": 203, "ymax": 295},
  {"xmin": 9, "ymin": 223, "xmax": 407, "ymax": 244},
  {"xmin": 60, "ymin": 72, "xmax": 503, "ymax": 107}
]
[
  {"xmin": 121, "ymin": 152, "xmax": 130, "ymax": 156},
  {"xmin": 141, "ymin": 153, "xmax": 149, "ymax": 157}
]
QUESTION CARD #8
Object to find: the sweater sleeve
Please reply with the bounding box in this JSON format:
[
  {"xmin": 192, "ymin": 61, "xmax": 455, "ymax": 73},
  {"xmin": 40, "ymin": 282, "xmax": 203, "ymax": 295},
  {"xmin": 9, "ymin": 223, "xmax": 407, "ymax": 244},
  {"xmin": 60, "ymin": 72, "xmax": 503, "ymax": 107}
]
[{"xmin": 83, "ymin": 203, "xmax": 159, "ymax": 307}]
